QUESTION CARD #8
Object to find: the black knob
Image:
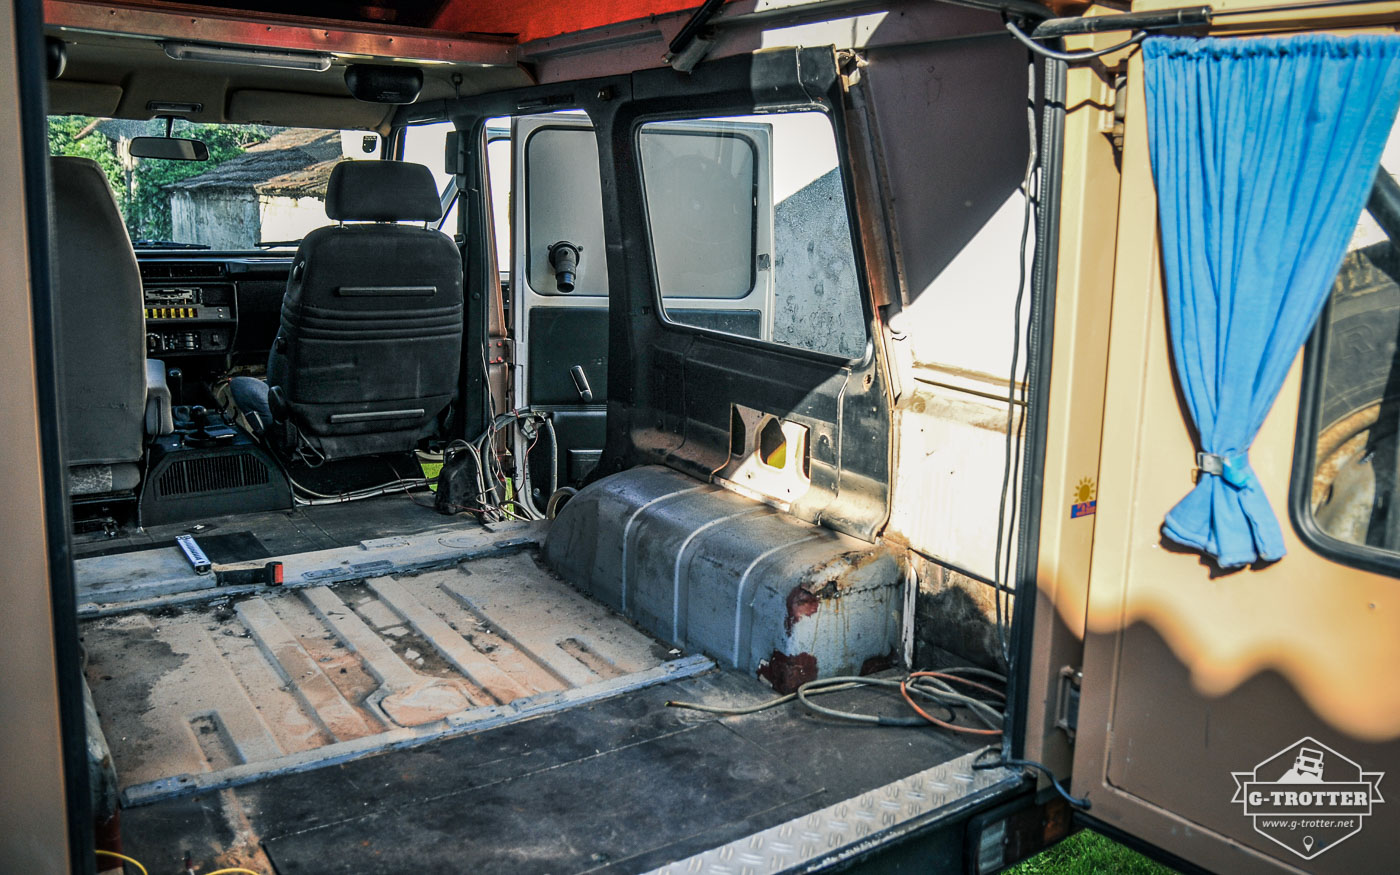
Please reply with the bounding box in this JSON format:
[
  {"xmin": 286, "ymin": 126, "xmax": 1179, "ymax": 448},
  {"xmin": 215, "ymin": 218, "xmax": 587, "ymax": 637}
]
[{"xmin": 548, "ymin": 241, "xmax": 581, "ymax": 293}]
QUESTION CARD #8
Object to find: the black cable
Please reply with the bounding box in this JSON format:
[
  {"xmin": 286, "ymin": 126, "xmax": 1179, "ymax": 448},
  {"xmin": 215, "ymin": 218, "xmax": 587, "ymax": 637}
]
[
  {"xmin": 1006, "ymin": 20, "xmax": 1146, "ymax": 63},
  {"xmin": 991, "ymin": 58, "xmax": 1039, "ymax": 670},
  {"xmin": 974, "ymin": 748, "xmax": 1091, "ymax": 809}
]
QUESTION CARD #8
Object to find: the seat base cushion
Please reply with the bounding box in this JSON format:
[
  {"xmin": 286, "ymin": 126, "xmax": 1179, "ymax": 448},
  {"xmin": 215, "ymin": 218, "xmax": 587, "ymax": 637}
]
[{"xmin": 70, "ymin": 463, "xmax": 141, "ymax": 497}]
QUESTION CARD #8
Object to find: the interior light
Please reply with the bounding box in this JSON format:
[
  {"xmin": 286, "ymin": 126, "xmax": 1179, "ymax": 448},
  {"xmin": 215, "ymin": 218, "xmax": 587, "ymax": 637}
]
[{"xmin": 162, "ymin": 41, "xmax": 332, "ymax": 72}]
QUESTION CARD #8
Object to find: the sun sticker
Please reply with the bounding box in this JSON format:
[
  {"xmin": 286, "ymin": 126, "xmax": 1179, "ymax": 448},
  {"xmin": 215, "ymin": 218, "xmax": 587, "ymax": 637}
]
[{"xmin": 1071, "ymin": 477, "xmax": 1096, "ymax": 518}]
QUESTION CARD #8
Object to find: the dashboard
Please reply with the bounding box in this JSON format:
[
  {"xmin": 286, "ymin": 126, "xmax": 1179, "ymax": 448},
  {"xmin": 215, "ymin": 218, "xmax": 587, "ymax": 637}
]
[{"xmin": 139, "ymin": 255, "xmax": 292, "ymax": 362}]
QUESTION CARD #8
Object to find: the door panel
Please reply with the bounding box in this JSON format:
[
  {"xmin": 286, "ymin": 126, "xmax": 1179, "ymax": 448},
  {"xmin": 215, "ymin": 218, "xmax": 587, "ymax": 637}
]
[
  {"xmin": 1063, "ymin": 39, "xmax": 1400, "ymax": 875},
  {"xmin": 512, "ymin": 114, "xmax": 608, "ymax": 490},
  {"xmin": 527, "ymin": 307, "xmax": 607, "ymax": 407}
]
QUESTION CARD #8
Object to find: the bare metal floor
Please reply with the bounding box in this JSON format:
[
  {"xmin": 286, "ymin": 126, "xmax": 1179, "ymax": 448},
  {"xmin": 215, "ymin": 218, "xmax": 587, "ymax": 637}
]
[{"xmin": 83, "ymin": 550, "xmax": 710, "ymax": 806}]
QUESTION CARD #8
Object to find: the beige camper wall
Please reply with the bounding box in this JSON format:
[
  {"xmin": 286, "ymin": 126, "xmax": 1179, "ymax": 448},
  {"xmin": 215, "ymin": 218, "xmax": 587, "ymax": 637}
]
[
  {"xmin": 1067, "ymin": 20, "xmax": 1400, "ymax": 874},
  {"xmin": 0, "ymin": 7, "xmax": 75, "ymax": 873}
]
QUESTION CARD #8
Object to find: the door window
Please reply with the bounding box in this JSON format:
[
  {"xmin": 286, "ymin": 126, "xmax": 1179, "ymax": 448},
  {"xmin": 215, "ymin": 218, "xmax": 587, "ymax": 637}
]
[
  {"xmin": 1295, "ymin": 116, "xmax": 1400, "ymax": 568},
  {"xmin": 637, "ymin": 110, "xmax": 868, "ymax": 359}
]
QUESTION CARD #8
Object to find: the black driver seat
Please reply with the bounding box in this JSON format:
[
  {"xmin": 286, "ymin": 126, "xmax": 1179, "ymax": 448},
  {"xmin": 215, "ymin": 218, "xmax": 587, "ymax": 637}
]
[{"xmin": 234, "ymin": 160, "xmax": 463, "ymax": 461}]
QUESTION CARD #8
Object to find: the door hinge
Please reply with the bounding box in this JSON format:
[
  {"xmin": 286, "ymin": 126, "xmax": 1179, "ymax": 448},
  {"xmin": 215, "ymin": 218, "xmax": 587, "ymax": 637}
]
[
  {"xmin": 1055, "ymin": 665, "xmax": 1082, "ymax": 741},
  {"xmin": 1097, "ymin": 71, "xmax": 1127, "ymax": 158}
]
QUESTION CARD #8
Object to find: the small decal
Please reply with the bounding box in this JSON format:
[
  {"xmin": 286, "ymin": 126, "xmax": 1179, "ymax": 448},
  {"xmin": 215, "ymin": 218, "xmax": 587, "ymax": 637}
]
[
  {"xmin": 1232, "ymin": 737, "xmax": 1384, "ymax": 860},
  {"xmin": 1071, "ymin": 477, "xmax": 1096, "ymax": 518}
]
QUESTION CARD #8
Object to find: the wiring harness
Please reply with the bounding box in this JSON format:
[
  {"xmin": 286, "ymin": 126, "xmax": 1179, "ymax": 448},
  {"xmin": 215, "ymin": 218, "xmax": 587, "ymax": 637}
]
[{"xmin": 667, "ymin": 667, "xmax": 1089, "ymax": 810}]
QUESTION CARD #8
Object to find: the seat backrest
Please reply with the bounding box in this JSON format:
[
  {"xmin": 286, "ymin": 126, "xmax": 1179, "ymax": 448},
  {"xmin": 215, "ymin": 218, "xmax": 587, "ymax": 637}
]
[
  {"xmin": 268, "ymin": 160, "xmax": 463, "ymax": 460},
  {"xmin": 49, "ymin": 156, "xmax": 146, "ymax": 469}
]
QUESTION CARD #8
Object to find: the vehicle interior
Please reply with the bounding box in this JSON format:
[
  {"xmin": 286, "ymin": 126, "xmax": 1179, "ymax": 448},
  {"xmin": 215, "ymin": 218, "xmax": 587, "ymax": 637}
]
[
  {"xmin": 19, "ymin": 1, "xmax": 1400, "ymax": 874},
  {"xmin": 41, "ymin": 1, "xmax": 1042, "ymax": 872}
]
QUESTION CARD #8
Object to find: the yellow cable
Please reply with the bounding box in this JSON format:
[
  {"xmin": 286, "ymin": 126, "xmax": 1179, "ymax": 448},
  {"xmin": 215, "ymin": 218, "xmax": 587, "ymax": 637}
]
[
  {"xmin": 94, "ymin": 850, "xmax": 149, "ymax": 875},
  {"xmin": 94, "ymin": 849, "xmax": 262, "ymax": 875}
]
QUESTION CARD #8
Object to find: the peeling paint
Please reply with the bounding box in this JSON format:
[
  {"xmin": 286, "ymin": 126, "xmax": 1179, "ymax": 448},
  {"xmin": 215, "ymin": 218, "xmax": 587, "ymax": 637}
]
[
  {"xmin": 784, "ymin": 586, "xmax": 821, "ymax": 633},
  {"xmin": 757, "ymin": 650, "xmax": 818, "ymax": 693}
]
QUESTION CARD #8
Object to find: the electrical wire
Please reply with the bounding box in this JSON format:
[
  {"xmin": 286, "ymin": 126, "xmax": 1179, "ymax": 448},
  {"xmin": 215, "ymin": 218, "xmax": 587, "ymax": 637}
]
[
  {"xmin": 96, "ymin": 849, "xmax": 266, "ymax": 875},
  {"xmin": 974, "ymin": 748, "xmax": 1091, "ymax": 810},
  {"xmin": 668, "ymin": 669, "xmax": 1007, "ymax": 735},
  {"xmin": 900, "ymin": 671, "xmax": 1004, "ymax": 736},
  {"xmin": 989, "ymin": 59, "xmax": 1040, "ymax": 670},
  {"xmin": 1005, "ymin": 20, "xmax": 1146, "ymax": 63},
  {"xmin": 94, "ymin": 850, "xmax": 148, "ymax": 875}
]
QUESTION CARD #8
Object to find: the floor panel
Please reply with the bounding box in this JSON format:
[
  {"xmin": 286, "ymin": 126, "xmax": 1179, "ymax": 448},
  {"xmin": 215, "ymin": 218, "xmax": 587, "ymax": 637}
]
[
  {"xmin": 119, "ymin": 673, "xmax": 988, "ymax": 875},
  {"xmin": 84, "ymin": 551, "xmax": 707, "ymax": 806}
]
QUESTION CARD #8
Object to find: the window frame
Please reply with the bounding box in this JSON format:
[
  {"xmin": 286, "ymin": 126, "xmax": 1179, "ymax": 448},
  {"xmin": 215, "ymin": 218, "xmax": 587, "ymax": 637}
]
[
  {"xmin": 637, "ymin": 124, "xmax": 761, "ymax": 301},
  {"xmin": 522, "ymin": 121, "xmax": 610, "ymax": 298},
  {"xmin": 629, "ymin": 103, "xmax": 874, "ymax": 366},
  {"xmin": 1289, "ymin": 243, "xmax": 1400, "ymax": 579}
]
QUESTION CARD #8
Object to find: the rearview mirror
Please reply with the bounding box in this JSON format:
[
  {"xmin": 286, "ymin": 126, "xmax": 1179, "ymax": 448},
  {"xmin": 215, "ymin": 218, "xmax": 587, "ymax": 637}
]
[{"xmin": 129, "ymin": 136, "xmax": 209, "ymax": 161}]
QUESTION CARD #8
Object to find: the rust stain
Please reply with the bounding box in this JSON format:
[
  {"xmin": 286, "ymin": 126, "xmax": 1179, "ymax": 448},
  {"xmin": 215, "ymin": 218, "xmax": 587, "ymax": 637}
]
[
  {"xmin": 756, "ymin": 650, "xmax": 818, "ymax": 694},
  {"xmin": 800, "ymin": 549, "xmax": 883, "ymax": 598},
  {"xmin": 784, "ymin": 585, "xmax": 820, "ymax": 633}
]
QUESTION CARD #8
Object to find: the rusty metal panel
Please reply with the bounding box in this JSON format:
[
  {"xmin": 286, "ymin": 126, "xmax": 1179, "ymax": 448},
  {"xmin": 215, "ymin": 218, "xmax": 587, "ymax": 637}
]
[
  {"xmin": 544, "ymin": 465, "xmax": 903, "ymax": 691},
  {"xmin": 83, "ymin": 550, "xmax": 713, "ymax": 807}
]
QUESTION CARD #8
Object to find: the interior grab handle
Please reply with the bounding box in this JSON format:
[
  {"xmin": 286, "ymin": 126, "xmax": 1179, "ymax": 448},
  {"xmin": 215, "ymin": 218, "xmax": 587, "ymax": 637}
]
[{"xmin": 570, "ymin": 365, "xmax": 594, "ymax": 403}]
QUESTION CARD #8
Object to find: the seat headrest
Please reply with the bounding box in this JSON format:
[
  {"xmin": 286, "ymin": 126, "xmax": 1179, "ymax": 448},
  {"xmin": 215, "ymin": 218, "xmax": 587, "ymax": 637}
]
[{"xmin": 325, "ymin": 160, "xmax": 442, "ymax": 223}]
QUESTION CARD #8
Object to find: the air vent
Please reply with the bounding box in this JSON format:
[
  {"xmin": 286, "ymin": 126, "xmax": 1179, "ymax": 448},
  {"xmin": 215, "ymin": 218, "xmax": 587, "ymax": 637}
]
[{"xmin": 158, "ymin": 453, "xmax": 271, "ymax": 496}]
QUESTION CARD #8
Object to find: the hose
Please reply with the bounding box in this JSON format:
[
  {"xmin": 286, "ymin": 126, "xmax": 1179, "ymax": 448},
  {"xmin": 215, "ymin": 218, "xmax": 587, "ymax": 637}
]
[{"xmin": 668, "ymin": 668, "xmax": 1007, "ymax": 735}]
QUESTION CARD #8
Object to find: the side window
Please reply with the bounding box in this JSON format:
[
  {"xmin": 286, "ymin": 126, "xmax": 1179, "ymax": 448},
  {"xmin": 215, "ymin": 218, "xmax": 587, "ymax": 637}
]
[
  {"xmin": 1297, "ymin": 116, "xmax": 1400, "ymax": 562},
  {"xmin": 486, "ymin": 131, "xmax": 511, "ymax": 272},
  {"xmin": 401, "ymin": 120, "xmax": 457, "ymax": 233},
  {"xmin": 524, "ymin": 123, "xmax": 609, "ymax": 296},
  {"xmin": 637, "ymin": 110, "xmax": 867, "ymax": 359}
]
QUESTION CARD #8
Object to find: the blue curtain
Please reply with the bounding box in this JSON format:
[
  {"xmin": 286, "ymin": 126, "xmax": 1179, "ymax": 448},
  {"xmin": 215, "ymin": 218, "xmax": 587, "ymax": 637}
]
[{"xmin": 1143, "ymin": 35, "xmax": 1400, "ymax": 568}]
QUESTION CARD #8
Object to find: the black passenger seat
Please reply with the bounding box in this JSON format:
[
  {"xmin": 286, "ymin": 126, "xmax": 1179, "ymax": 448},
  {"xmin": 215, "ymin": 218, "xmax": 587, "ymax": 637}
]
[{"xmin": 234, "ymin": 160, "xmax": 463, "ymax": 462}]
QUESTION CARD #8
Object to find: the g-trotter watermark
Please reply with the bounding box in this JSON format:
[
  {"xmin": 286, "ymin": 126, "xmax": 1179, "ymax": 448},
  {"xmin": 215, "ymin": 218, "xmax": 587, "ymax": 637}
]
[{"xmin": 1231, "ymin": 736, "xmax": 1384, "ymax": 860}]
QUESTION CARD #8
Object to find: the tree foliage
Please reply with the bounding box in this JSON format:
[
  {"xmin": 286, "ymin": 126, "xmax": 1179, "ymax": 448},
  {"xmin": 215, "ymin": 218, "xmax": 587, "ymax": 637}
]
[
  {"xmin": 46, "ymin": 115, "xmax": 272, "ymax": 243},
  {"xmin": 126, "ymin": 123, "xmax": 270, "ymax": 242},
  {"xmin": 46, "ymin": 115, "xmax": 126, "ymax": 210}
]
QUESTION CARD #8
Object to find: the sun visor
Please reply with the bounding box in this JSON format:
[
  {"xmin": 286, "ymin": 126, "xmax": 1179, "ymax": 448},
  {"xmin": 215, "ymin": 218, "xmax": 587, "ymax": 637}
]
[
  {"xmin": 48, "ymin": 81, "xmax": 122, "ymax": 117},
  {"xmin": 227, "ymin": 89, "xmax": 392, "ymax": 131}
]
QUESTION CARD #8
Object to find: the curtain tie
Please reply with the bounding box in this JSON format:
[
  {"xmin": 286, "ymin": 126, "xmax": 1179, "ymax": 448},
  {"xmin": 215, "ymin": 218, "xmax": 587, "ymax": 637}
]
[{"xmin": 1196, "ymin": 450, "xmax": 1254, "ymax": 490}]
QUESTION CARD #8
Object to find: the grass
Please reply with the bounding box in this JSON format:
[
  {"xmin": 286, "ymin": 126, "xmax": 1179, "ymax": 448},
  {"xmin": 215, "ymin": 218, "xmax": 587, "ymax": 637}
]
[{"xmin": 1006, "ymin": 829, "xmax": 1178, "ymax": 875}]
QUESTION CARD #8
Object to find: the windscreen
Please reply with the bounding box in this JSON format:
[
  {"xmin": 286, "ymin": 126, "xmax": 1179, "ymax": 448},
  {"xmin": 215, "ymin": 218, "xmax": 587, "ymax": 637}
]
[{"xmin": 46, "ymin": 116, "xmax": 373, "ymax": 250}]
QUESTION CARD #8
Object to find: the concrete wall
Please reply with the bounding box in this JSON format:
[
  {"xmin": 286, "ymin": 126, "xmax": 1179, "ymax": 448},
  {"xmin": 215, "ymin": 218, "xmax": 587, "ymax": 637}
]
[
  {"xmin": 169, "ymin": 190, "xmax": 328, "ymax": 248},
  {"xmin": 171, "ymin": 189, "xmax": 258, "ymax": 249},
  {"xmin": 259, "ymin": 195, "xmax": 329, "ymax": 244}
]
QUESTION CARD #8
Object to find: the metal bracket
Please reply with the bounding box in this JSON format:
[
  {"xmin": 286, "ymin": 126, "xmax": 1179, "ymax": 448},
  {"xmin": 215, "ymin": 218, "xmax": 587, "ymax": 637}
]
[
  {"xmin": 1054, "ymin": 665, "xmax": 1082, "ymax": 741},
  {"xmin": 1095, "ymin": 71, "xmax": 1128, "ymax": 157}
]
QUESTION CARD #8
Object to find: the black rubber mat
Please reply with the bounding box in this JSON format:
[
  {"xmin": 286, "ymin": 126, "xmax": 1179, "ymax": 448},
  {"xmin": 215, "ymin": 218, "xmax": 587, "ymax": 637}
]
[
  {"xmin": 74, "ymin": 491, "xmax": 467, "ymax": 560},
  {"xmin": 119, "ymin": 671, "xmax": 983, "ymax": 875},
  {"xmin": 79, "ymin": 530, "xmax": 272, "ymax": 564}
]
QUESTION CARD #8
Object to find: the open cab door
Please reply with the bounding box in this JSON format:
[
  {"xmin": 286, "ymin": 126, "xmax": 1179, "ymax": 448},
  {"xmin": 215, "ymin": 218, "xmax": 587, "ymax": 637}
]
[
  {"xmin": 1019, "ymin": 8, "xmax": 1400, "ymax": 874},
  {"xmin": 507, "ymin": 112, "xmax": 777, "ymax": 498}
]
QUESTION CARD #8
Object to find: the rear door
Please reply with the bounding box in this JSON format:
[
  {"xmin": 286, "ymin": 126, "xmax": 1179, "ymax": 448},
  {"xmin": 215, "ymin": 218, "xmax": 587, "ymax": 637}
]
[
  {"xmin": 511, "ymin": 113, "xmax": 610, "ymax": 494},
  {"xmin": 1023, "ymin": 20, "xmax": 1400, "ymax": 875},
  {"xmin": 510, "ymin": 113, "xmax": 776, "ymax": 495}
]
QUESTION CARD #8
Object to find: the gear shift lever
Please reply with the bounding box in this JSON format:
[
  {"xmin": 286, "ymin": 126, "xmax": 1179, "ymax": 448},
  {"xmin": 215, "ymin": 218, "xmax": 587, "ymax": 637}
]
[{"xmin": 167, "ymin": 367, "xmax": 183, "ymax": 407}]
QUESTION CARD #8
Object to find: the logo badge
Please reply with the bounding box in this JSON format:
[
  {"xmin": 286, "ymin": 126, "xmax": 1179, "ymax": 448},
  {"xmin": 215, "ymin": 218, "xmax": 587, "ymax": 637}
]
[
  {"xmin": 1070, "ymin": 476, "xmax": 1096, "ymax": 518},
  {"xmin": 1231, "ymin": 737, "xmax": 1384, "ymax": 860}
]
